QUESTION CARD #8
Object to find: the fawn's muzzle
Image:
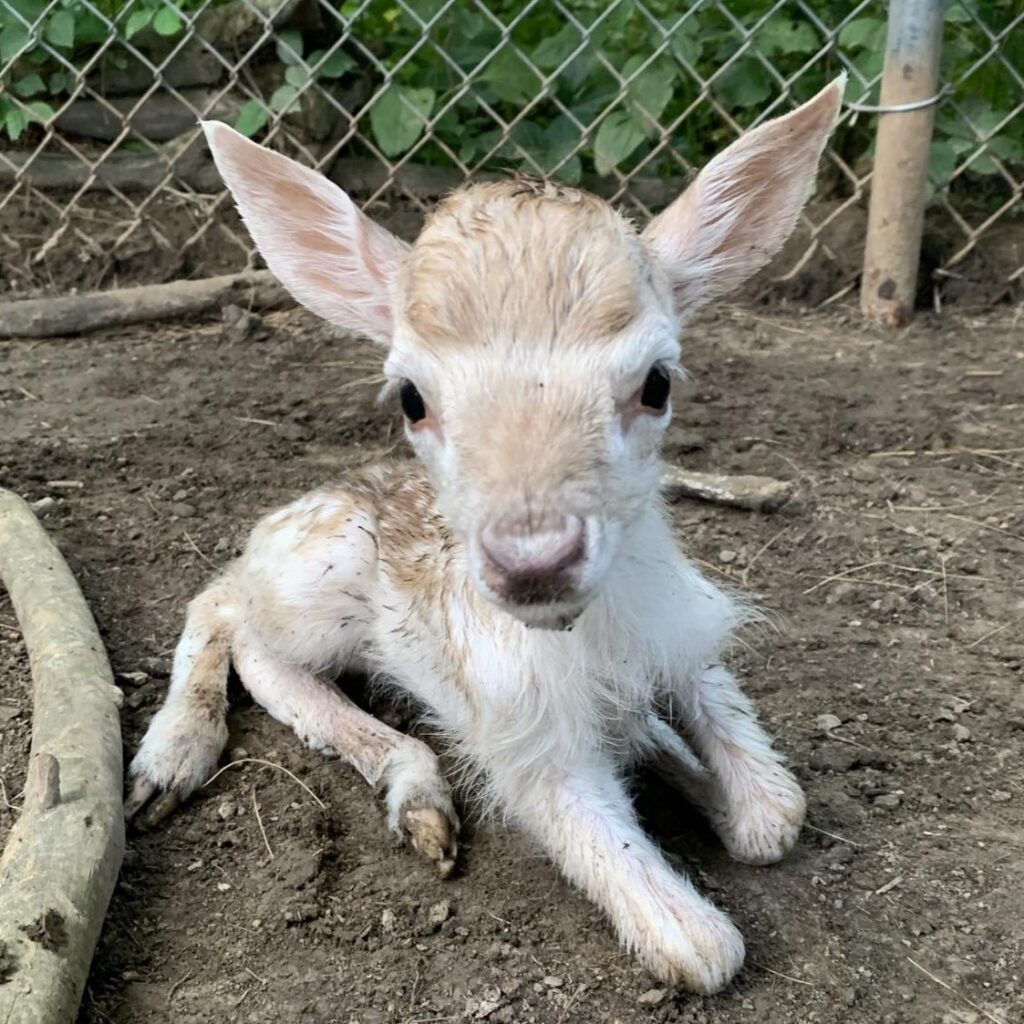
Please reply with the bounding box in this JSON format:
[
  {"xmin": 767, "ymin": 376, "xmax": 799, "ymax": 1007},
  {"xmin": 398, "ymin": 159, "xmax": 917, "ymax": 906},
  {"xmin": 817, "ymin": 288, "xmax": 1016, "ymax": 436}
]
[{"xmin": 479, "ymin": 514, "xmax": 586, "ymax": 607}]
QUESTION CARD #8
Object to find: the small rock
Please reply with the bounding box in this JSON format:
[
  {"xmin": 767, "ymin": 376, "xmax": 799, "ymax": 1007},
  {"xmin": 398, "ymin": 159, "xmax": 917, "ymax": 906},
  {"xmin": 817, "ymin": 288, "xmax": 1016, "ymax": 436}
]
[
  {"xmin": 216, "ymin": 798, "xmax": 236, "ymax": 821},
  {"xmin": 187, "ymin": 860, "xmax": 203, "ymax": 872},
  {"xmin": 213, "ymin": 536, "xmax": 230, "ymax": 554},
  {"xmin": 29, "ymin": 496, "xmax": 55, "ymax": 514},
  {"xmin": 952, "ymin": 724, "xmax": 972, "ymax": 743},
  {"xmin": 427, "ymin": 900, "xmax": 451, "ymax": 929},
  {"xmin": 826, "ymin": 844, "xmax": 854, "ymax": 864},
  {"xmin": 278, "ymin": 421, "xmax": 312, "ymax": 442},
  {"xmin": 638, "ymin": 988, "xmax": 668, "ymax": 1006},
  {"xmin": 216, "ymin": 882, "xmax": 231, "ymax": 892},
  {"xmin": 222, "ymin": 304, "xmax": 267, "ymax": 342},
  {"xmin": 115, "ymin": 670, "xmax": 148, "ymax": 686},
  {"xmin": 283, "ymin": 902, "xmax": 320, "ymax": 924},
  {"xmin": 121, "ymin": 969, "xmax": 140, "ymax": 982},
  {"xmin": 718, "ymin": 548, "xmax": 737, "ymax": 564},
  {"xmin": 0, "ymin": 705, "xmax": 20, "ymax": 724},
  {"xmin": 172, "ymin": 488, "xmax": 190, "ymax": 501},
  {"xmin": 124, "ymin": 689, "xmax": 149, "ymax": 711},
  {"xmin": 543, "ymin": 975, "xmax": 563, "ymax": 988},
  {"xmin": 141, "ymin": 656, "xmax": 172, "ymax": 678},
  {"xmin": 991, "ymin": 790, "xmax": 1012, "ymax": 803},
  {"xmin": 815, "ymin": 713, "xmax": 842, "ymax": 733},
  {"xmin": 169, "ymin": 502, "xmax": 197, "ymax": 518},
  {"xmin": 873, "ymin": 793, "xmax": 901, "ymax": 810},
  {"xmin": 849, "ymin": 461, "xmax": 881, "ymax": 482},
  {"xmin": 809, "ymin": 746, "xmax": 858, "ymax": 773},
  {"xmin": 380, "ymin": 908, "xmax": 397, "ymax": 933}
]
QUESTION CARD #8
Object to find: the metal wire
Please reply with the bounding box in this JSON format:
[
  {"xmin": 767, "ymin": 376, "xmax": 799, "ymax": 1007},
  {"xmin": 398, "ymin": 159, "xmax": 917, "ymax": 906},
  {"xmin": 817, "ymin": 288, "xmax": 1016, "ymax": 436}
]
[{"xmin": 0, "ymin": 0, "xmax": 1020, "ymax": 296}]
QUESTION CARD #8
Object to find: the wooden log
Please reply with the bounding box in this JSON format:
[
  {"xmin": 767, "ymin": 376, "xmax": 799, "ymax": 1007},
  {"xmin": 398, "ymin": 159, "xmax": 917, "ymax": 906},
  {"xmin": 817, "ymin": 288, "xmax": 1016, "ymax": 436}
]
[
  {"xmin": 0, "ymin": 270, "xmax": 287, "ymax": 339},
  {"xmin": 0, "ymin": 490, "xmax": 125, "ymax": 1024},
  {"xmin": 660, "ymin": 467, "xmax": 796, "ymax": 512}
]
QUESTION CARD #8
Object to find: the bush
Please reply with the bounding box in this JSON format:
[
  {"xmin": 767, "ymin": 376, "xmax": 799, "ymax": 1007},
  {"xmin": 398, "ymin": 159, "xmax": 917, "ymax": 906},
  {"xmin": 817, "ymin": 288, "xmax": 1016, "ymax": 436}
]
[{"xmin": 0, "ymin": 0, "xmax": 1021, "ymax": 204}]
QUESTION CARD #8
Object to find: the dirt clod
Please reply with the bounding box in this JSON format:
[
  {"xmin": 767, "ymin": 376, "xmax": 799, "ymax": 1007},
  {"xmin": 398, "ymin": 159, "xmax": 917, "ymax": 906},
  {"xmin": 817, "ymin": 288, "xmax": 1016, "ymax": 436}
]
[{"xmin": 638, "ymin": 987, "xmax": 669, "ymax": 1005}]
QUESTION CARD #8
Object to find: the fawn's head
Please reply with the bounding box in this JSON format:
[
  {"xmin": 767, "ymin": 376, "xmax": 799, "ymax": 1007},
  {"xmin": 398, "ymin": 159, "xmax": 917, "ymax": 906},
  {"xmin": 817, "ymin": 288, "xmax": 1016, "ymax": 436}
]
[{"xmin": 205, "ymin": 77, "xmax": 841, "ymax": 629}]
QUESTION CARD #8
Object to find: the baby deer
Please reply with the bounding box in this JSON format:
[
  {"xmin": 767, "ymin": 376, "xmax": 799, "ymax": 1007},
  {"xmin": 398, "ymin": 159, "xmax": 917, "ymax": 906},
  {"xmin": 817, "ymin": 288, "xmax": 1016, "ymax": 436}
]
[{"xmin": 128, "ymin": 77, "xmax": 843, "ymax": 992}]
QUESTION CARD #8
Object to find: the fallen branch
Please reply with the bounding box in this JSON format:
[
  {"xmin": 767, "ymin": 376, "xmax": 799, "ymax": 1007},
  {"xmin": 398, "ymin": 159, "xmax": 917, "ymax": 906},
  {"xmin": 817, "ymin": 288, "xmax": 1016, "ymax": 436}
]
[
  {"xmin": 0, "ymin": 489, "xmax": 124, "ymax": 1024},
  {"xmin": 660, "ymin": 467, "xmax": 796, "ymax": 512},
  {"xmin": 0, "ymin": 270, "xmax": 287, "ymax": 339}
]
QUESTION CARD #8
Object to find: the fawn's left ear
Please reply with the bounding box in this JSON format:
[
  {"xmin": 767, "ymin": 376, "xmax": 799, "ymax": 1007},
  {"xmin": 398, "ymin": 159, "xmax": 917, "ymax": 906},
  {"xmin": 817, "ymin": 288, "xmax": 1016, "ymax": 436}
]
[
  {"xmin": 643, "ymin": 75, "xmax": 844, "ymax": 318},
  {"xmin": 202, "ymin": 122, "xmax": 408, "ymax": 345}
]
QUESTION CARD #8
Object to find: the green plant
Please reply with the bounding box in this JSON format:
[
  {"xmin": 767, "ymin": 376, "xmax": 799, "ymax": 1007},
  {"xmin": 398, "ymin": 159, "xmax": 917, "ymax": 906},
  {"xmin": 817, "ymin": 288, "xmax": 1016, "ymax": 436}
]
[
  {"xmin": 1, "ymin": 0, "xmax": 1020, "ymax": 206},
  {"xmin": 0, "ymin": 0, "xmax": 222, "ymax": 140}
]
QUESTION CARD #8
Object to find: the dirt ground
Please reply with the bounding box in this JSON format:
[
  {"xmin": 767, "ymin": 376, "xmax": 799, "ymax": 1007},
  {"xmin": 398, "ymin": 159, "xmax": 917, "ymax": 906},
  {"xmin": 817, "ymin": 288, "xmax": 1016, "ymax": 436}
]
[{"xmin": 1, "ymin": 301, "xmax": 1022, "ymax": 1024}]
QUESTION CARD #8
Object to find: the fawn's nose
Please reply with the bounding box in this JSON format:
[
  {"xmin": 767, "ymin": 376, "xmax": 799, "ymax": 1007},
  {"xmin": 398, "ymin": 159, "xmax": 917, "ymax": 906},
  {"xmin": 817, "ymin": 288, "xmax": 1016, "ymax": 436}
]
[{"xmin": 480, "ymin": 514, "xmax": 585, "ymax": 600}]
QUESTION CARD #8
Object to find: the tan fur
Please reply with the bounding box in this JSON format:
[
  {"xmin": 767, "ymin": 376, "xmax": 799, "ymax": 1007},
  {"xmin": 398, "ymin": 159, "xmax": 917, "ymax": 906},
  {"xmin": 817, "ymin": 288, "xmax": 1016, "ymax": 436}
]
[{"xmin": 400, "ymin": 180, "xmax": 653, "ymax": 351}]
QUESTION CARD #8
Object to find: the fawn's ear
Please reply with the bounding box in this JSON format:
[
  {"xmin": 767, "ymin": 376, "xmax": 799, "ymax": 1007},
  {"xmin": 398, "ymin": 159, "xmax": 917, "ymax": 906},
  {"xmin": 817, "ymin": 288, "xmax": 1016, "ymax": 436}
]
[
  {"xmin": 643, "ymin": 75, "xmax": 844, "ymax": 318},
  {"xmin": 202, "ymin": 122, "xmax": 407, "ymax": 345}
]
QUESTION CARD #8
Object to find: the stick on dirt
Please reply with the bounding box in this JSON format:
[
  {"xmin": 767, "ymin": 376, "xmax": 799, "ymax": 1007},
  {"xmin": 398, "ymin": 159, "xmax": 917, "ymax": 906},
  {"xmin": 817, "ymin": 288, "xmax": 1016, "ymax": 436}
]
[
  {"xmin": 660, "ymin": 467, "xmax": 796, "ymax": 512},
  {"xmin": 0, "ymin": 489, "xmax": 125, "ymax": 1024},
  {"xmin": 0, "ymin": 270, "xmax": 287, "ymax": 339}
]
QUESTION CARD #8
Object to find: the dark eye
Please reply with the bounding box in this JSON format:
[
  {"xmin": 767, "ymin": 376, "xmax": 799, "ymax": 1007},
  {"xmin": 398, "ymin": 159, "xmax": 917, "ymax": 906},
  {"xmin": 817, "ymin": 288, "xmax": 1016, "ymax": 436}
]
[
  {"xmin": 399, "ymin": 380, "xmax": 427, "ymax": 423},
  {"xmin": 640, "ymin": 365, "xmax": 671, "ymax": 411}
]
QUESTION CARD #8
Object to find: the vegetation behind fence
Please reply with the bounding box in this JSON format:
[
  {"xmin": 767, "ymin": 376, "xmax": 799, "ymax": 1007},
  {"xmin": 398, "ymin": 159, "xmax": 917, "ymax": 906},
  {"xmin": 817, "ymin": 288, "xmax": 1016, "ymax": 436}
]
[{"xmin": 0, "ymin": 0, "xmax": 1021, "ymax": 300}]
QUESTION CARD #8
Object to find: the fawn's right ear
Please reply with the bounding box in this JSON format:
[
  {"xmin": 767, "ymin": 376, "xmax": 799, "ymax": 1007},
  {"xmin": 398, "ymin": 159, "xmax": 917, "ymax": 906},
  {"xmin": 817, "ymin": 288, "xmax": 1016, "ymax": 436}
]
[{"xmin": 202, "ymin": 122, "xmax": 407, "ymax": 345}]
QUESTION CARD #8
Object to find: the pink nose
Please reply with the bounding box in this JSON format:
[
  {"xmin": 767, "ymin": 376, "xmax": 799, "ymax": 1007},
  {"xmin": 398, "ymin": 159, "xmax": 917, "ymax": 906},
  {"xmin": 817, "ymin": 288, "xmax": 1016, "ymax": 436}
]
[{"xmin": 481, "ymin": 515, "xmax": 585, "ymax": 591}]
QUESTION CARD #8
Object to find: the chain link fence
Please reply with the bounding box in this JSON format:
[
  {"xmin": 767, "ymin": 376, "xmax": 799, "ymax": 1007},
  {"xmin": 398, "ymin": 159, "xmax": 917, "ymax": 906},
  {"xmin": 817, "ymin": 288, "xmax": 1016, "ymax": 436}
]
[{"xmin": 0, "ymin": 0, "xmax": 1021, "ymax": 303}]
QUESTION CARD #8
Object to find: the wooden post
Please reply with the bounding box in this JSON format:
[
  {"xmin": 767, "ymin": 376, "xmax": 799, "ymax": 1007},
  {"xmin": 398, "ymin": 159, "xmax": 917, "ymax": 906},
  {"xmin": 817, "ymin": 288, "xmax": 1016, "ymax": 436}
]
[{"xmin": 860, "ymin": 0, "xmax": 945, "ymax": 327}]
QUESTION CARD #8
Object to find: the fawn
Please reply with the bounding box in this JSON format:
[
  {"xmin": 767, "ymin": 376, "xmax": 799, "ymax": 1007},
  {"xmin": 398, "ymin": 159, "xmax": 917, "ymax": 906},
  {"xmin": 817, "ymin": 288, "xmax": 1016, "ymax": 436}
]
[{"xmin": 127, "ymin": 77, "xmax": 843, "ymax": 992}]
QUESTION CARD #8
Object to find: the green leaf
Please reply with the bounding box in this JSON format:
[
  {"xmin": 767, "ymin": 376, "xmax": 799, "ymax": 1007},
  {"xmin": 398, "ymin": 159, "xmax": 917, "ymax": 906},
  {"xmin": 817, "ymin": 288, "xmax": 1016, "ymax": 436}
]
[
  {"xmin": 285, "ymin": 64, "xmax": 309, "ymax": 88},
  {"xmin": 839, "ymin": 17, "xmax": 886, "ymax": 51},
  {"xmin": 44, "ymin": 9, "xmax": 74, "ymax": 48},
  {"xmin": 25, "ymin": 99, "xmax": 53, "ymax": 123},
  {"xmin": 928, "ymin": 139, "xmax": 957, "ymax": 187},
  {"xmin": 124, "ymin": 7, "xmax": 154, "ymax": 39},
  {"xmin": 623, "ymin": 56, "xmax": 674, "ymax": 124},
  {"xmin": 480, "ymin": 48, "xmax": 540, "ymax": 105},
  {"xmin": 756, "ymin": 17, "xmax": 818, "ymax": 56},
  {"xmin": 4, "ymin": 107, "xmax": 26, "ymax": 142},
  {"xmin": 14, "ymin": 72, "xmax": 44, "ymax": 96},
  {"xmin": 0, "ymin": 24, "xmax": 31, "ymax": 63},
  {"xmin": 234, "ymin": 99, "xmax": 268, "ymax": 137},
  {"xmin": 73, "ymin": 10, "xmax": 106, "ymax": 45},
  {"xmin": 715, "ymin": 58, "xmax": 771, "ymax": 108},
  {"xmin": 48, "ymin": 70, "xmax": 71, "ymax": 94},
  {"xmin": 152, "ymin": 5, "xmax": 182, "ymax": 37},
  {"xmin": 670, "ymin": 20, "xmax": 702, "ymax": 65},
  {"xmin": 270, "ymin": 83, "xmax": 300, "ymax": 113},
  {"xmin": 309, "ymin": 47, "xmax": 355, "ymax": 78},
  {"xmin": 532, "ymin": 24, "xmax": 580, "ymax": 71},
  {"xmin": 370, "ymin": 84, "xmax": 435, "ymax": 157},
  {"xmin": 275, "ymin": 28, "xmax": 303, "ymax": 65},
  {"xmin": 594, "ymin": 109, "xmax": 645, "ymax": 175}
]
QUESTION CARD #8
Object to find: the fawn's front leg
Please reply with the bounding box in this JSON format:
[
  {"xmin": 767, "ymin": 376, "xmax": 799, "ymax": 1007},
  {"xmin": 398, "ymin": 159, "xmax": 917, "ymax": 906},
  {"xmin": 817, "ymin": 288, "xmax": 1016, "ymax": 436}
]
[
  {"xmin": 233, "ymin": 630, "xmax": 459, "ymax": 876},
  {"xmin": 664, "ymin": 664, "xmax": 805, "ymax": 866},
  {"xmin": 504, "ymin": 761, "xmax": 745, "ymax": 993}
]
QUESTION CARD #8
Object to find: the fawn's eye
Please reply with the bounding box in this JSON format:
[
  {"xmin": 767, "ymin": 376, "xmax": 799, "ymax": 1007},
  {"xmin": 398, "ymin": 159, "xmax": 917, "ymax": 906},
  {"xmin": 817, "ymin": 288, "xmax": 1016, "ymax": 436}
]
[
  {"xmin": 640, "ymin": 365, "xmax": 671, "ymax": 411},
  {"xmin": 399, "ymin": 380, "xmax": 427, "ymax": 423}
]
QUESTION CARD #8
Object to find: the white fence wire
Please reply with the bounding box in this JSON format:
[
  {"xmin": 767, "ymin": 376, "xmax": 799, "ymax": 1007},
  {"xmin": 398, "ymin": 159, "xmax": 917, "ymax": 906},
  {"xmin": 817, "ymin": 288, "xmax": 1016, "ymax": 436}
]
[{"xmin": 0, "ymin": 0, "xmax": 1021, "ymax": 301}]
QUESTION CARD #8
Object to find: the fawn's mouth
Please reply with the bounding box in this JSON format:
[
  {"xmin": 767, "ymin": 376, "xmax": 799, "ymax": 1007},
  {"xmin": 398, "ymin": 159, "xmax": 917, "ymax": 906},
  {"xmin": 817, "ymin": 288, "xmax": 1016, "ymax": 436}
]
[{"xmin": 494, "ymin": 594, "xmax": 590, "ymax": 631}]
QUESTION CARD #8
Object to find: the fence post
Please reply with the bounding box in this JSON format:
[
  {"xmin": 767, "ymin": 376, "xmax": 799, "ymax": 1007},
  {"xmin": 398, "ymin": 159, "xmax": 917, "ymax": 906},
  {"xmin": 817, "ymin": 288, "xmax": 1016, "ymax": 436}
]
[{"xmin": 860, "ymin": 0, "xmax": 945, "ymax": 327}]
